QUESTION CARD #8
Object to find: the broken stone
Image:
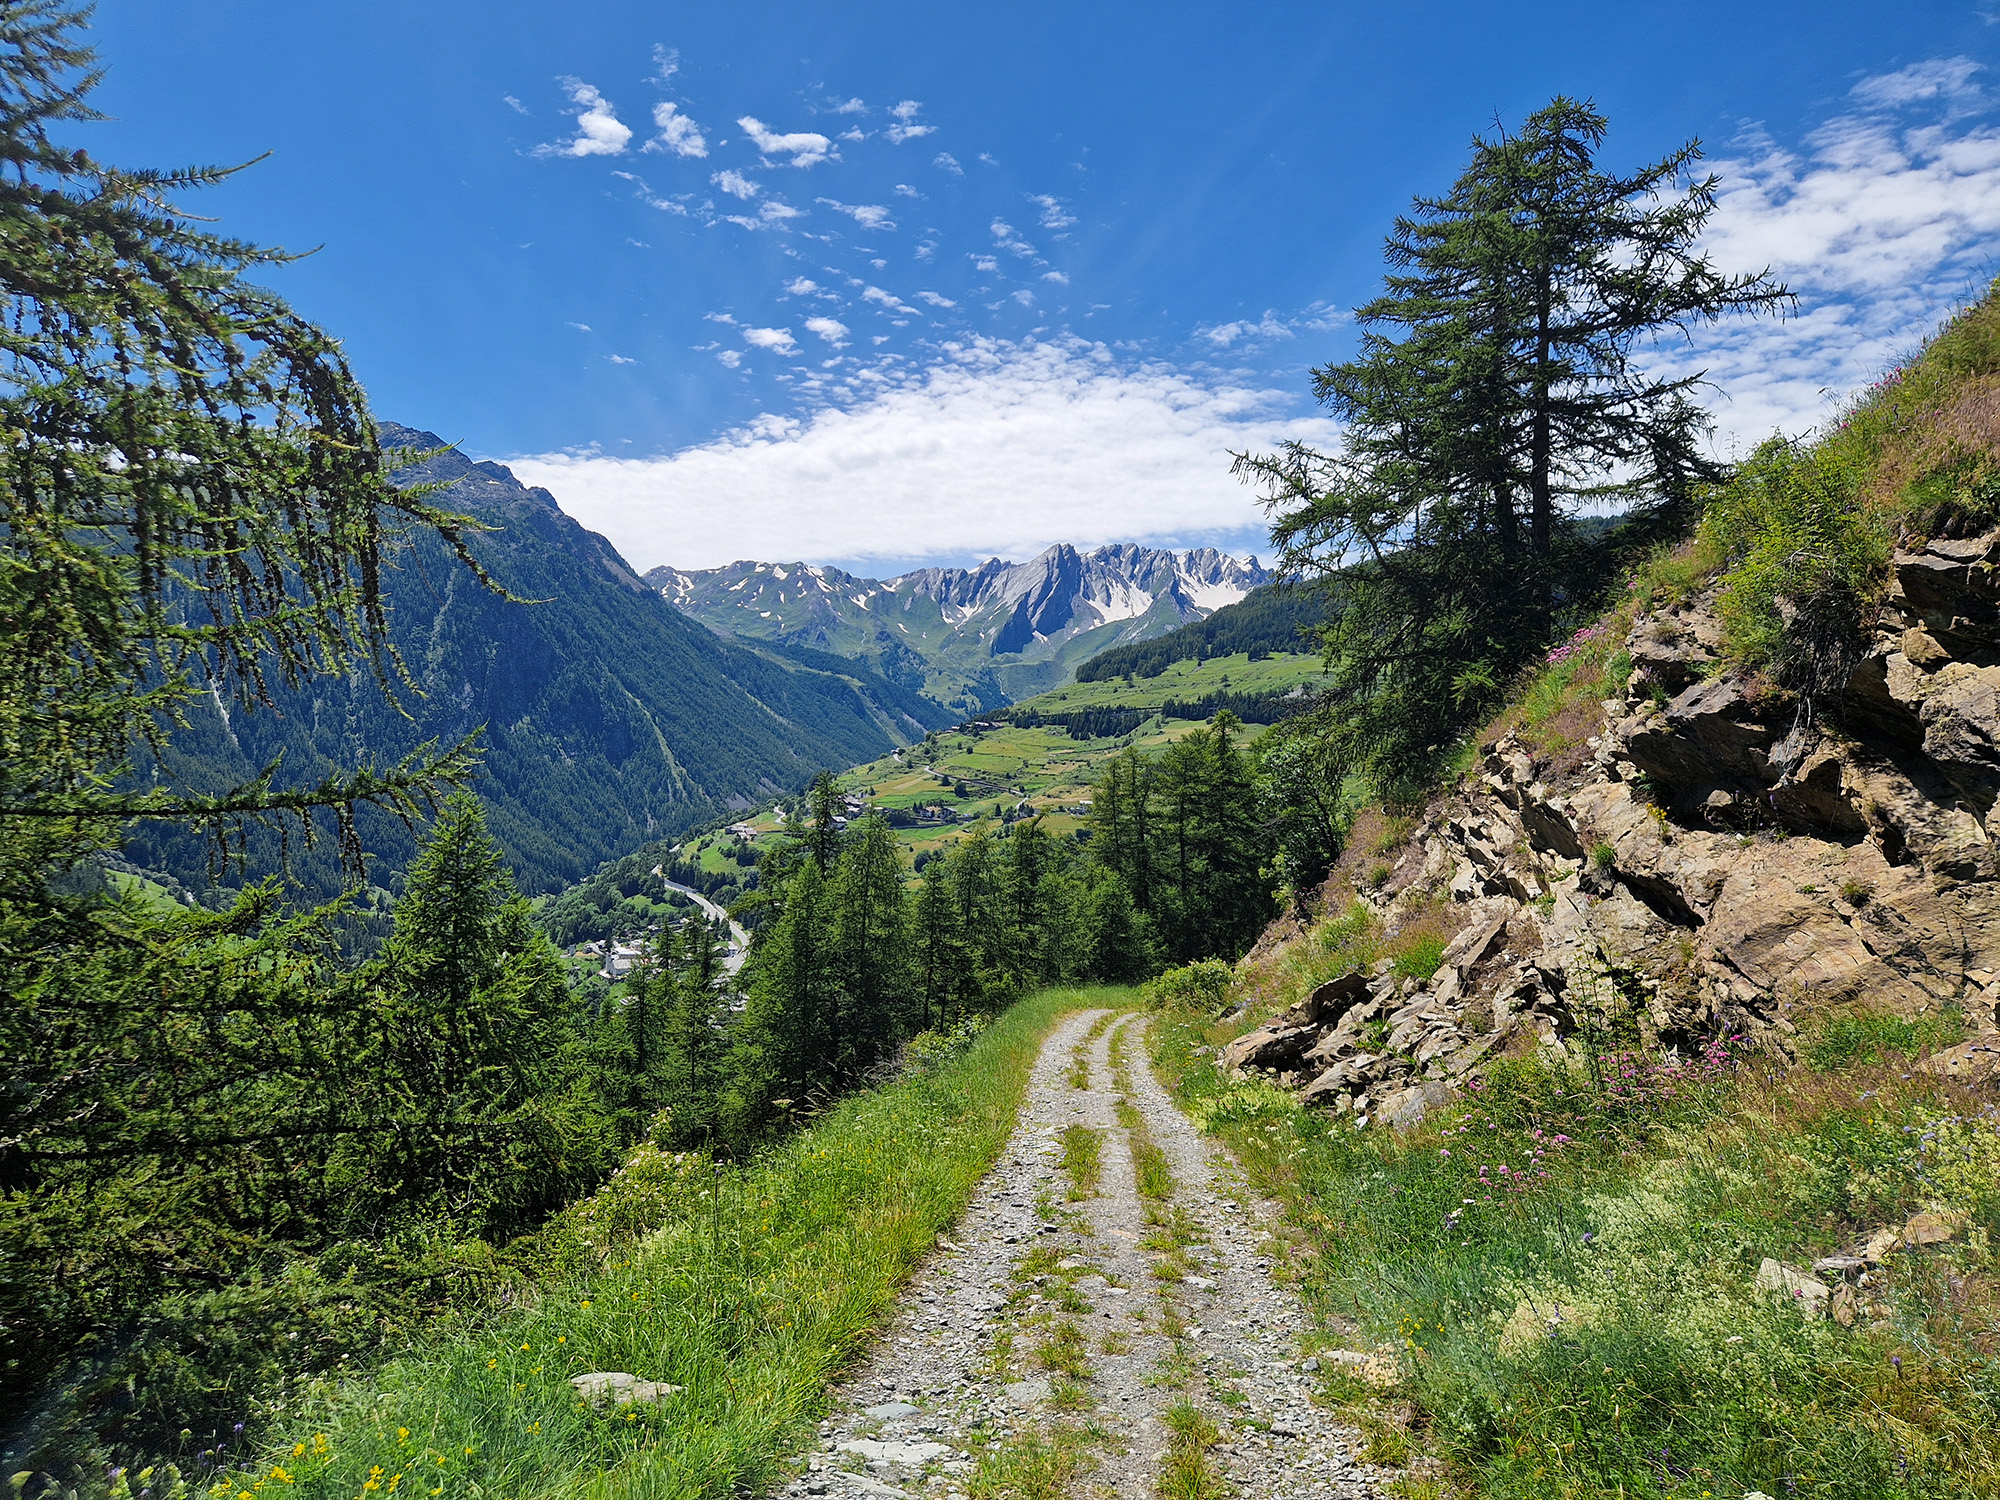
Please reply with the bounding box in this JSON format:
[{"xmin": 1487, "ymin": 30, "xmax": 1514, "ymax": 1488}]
[
  {"xmin": 864, "ymin": 1401, "xmax": 920, "ymax": 1420},
  {"xmin": 570, "ymin": 1371, "xmax": 685, "ymax": 1408},
  {"xmin": 1755, "ymin": 1257, "xmax": 1830, "ymax": 1319},
  {"xmin": 1919, "ymin": 1036, "xmax": 2000, "ymax": 1088},
  {"xmin": 1219, "ymin": 1023, "xmax": 1318, "ymax": 1073},
  {"xmin": 1279, "ymin": 969, "xmax": 1369, "ymax": 1029},
  {"xmin": 838, "ymin": 1439, "xmax": 951, "ymax": 1466},
  {"xmin": 1000, "ymin": 1378, "xmax": 1050, "ymax": 1407}
]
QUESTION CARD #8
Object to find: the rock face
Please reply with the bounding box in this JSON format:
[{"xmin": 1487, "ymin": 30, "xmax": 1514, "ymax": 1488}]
[{"xmin": 1233, "ymin": 527, "xmax": 2000, "ymax": 1119}]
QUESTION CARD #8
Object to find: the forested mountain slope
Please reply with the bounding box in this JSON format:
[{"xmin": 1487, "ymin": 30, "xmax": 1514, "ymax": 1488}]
[
  {"xmin": 651, "ymin": 544, "xmax": 1269, "ymax": 712},
  {"xmin": 125, "ymin": 426, "xmax": 952, "ymax": 900}
]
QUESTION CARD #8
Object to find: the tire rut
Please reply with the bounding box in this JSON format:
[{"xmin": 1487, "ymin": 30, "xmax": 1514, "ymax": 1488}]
[{"xmin": 774, "ymin": 1006, "xmax": 1385, "ymax": 1500}]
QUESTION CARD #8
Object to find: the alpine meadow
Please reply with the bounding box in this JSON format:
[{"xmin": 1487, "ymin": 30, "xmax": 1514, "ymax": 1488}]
[{"xmin": 6, "ymin": 6, "xmax": 2000, "ymax": 1500}]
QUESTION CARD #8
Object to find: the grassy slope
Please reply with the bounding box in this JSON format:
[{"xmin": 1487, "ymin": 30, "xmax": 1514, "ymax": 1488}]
[
  {"xmin": 219, "ymin": 987, "xmax": 1124, "ymax": 1500},
  {"xmin": 1134, "ymin": 290, "xmax": 2000, "ymax": 1499},
  {"xmin": 659, "ymin": 651, "xmax": 1325, "ymax": 883},
  {"xmin": 1148, "ymin": 997, "xmax": 1999, "ymax": 1499},
  {"xmin": 830, "ymin": 652, "xmax": 1324, "ymax": 863}
]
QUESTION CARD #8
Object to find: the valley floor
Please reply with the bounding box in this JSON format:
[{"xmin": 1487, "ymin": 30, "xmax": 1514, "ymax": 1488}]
[{"xmin": 782, "ymin": 1008, "xmax": 1387, "ymax": 1500}]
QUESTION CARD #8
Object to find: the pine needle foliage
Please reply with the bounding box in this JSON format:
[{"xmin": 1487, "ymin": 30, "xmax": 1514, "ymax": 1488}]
[{"xmin": 0, "ymin": 0, "xmax": 490, "ymax": 873}]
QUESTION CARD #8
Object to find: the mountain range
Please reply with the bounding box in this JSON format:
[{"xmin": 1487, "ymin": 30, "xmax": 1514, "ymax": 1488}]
[
  {"xmin": 648, "ymin": 544, "xmax": 1270, "ymax": 712},
  {"xmin": 124, "ymin": 426, "xmax": 956, "ymax": 905}
]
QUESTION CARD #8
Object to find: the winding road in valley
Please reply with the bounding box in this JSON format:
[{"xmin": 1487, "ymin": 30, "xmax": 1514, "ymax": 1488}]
[
  {"xmin": 662, "ymin": 877, "xmax": 751, "ymax": 973},
  {"xmin": 774, "ymin": 1008, "xmax": 1386, "ymax": 1500}
]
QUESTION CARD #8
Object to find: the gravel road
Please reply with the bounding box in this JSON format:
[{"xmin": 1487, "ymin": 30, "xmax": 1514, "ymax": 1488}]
[{"xmin": 773, "ymin": 1007, "xmax": 1386, "ymax": 1500}]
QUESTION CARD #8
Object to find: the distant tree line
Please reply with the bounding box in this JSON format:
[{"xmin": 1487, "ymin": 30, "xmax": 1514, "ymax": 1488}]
[
  {"xmin": 999, "ymin": 689, "xmax": 1309, "ymax": 740},
  {"xmin": 1073, "ymin": 584, "xmax": 1324, "ymax": 682}
]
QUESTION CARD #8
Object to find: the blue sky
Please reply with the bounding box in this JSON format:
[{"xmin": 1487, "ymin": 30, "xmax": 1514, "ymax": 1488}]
[{"xmin": 91, "ymin": 2, "xmax": 2000, "ymax": 574}]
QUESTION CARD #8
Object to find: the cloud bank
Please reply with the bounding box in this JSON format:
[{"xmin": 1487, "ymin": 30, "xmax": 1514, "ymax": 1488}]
[
  {"xmin": 507, "ymin": 338, "xmax": 1337, "ymax": 572},
  {"xmin": 1671, "ymin": 57, "xmax": 2000, "ymax": 443}
]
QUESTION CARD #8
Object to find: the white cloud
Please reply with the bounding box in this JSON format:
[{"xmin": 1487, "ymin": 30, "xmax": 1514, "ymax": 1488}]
[
  {"xmin": 646, "ymin": 100, "xmax": 708, "ymax": 158},
  {"xmin": 990, "ymin": 218, "xmax": 1036, "ymax": 257},
  {"xmin": 1199, "ymin": 311, "xmax": 1293, "ymax": 347},
  {"xmin": 566, "ymin": 321, "xmax": 592, "ymax": 332},
  {"xmin": 507, "ymin": 337, "xmax": 1336, "ymax": 570},
  {"xmin": 1012, "ymin": 289, "xmax": 1035, "ymax": 307},
  {"xmin": 715, "ymin": 348, "xmax": 743, "ymax": 369},
  {"xmin": 1668, "ymin": 63, "xmax": 2000, "ymax": 439},
  {"xmin": 739, "ymin": 116, "xmax": 833, "ymax": 167},
  {"xmin": 1028, "ymin": 193, "xmax": 1076, "ymax": 230},
  {"xmin": 862, "ymin": 285, "xmax": 915, "ymax": 314},
  {"xmin": 816, "ymin": 198, "xmax": 895, "ymax": 231},
  {"xmin": 712, "ymin": 168, "xmax": 759, "ymax": 199},
  {"xmin": 894, "ymin": 183, "xmax": 922, "ymax": 198},
  {"xmin": 1850, "ymin": 57, "xmax": 1983, "ymax": 111},
  {"xmin": 723, "ymin": 199, "xmax": 805, "ymax": 231},
  {"xmin": 804, "ymin": 316, "xmax": 850, "ymax": 347},
  {"xmin": 650, "ymin": 44, "xmax": 681, "ymax": 84},
  {"xmin": 824, "ymin": 96, "xmax": 867, "ymax": 116},
  {"xmin": 502, "ymin": 94, "xmax": 528, "ymax": 115},
  {"xmin": 1041, "ymin": 271, "xmax": 1069, "ymax": 286},
  {"xmin": 742, "ymin": 326, "xmax": 799, "ymax": 354},
  {"xmin": 934, "ymin": 152, "xmax": 963, "ymax": 175},
  {"xmin": 608, "ymin": 354, "xmax": 638, "ymax": 365},
  {"xmin": 977, "ymin": 152, "xmax": 999, "ymax": 166},
  {"xmin": 535, "ymin": 78, "xmax": 632, "ymax": 158},
  {"xmin": 916, "ymin": 290, "xmax": 957, "ymax": 308},
  {"xmin": 785, "ymin": 277, "xmax": 822, "ymax": 296},
  {"xmin": 973, "ymin": 254, "xmax": 999, "ymax": 273},
  {"xmin": 886, "ymin": 100, "xmax": 935, "ymax": 143},
  {"xmin": 840, "ymin": 128, "xmax": 867, "ymax": 143}
]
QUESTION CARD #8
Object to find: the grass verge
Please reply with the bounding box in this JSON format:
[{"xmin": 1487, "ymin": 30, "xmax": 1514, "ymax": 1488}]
[
  {"xmin": 1147, "ymin": 990, "xmax": 2000, "ymax": 1500},
  {"xmin": 213, "ymin": 987, "xmax": 1113, "ymax": 1500}
]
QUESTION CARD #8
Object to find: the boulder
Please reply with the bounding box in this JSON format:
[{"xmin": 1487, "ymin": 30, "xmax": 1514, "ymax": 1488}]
[
  {"xmin": 571, "ymin": 1371, "xmax": 685, "ymax": 1408},
  {"xmin": 1920, "ymin": 1035, "xmax": 2000, "ymax": 1087},
  {"xmin": 1862, "ymin": 1210, "xmax": 1964, "ymax": 1262},
  {"xmin": 1302, "ymin": 999, "xmax": 1385, "ymax": 1066},
  {"xmin": 1297, "ymin": 1054, "xmax": 1380, "ymax": 1108},
  {"xmin": 1220, "ymin": 1023, "xmax": 1318, "ymax": 1073},
  {"xmin": 1755, "ymin": 1257, "xmax": 1830, "ymax": 1319},
  {"xmin": 1889, "ymin": 533, "xmax": 2000, "ymax": 658},
  {"xmin": 1279, "ymin": 970, "xmax": 1370, "ymax": 1030},
  {"xmin": 1376, "ymin": 1079, "xmax": 1453, "ymax": 1129},
  {"xmin": 839, "ymin": 1438, "xmax": 952, "ymax": 1467},
  {"xmin": 1622, "ymin": 674, "xmax": 1783, "ymax": 795}
]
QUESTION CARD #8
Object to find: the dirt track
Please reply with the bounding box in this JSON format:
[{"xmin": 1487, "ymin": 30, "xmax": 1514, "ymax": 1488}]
[{"xmin": 773, "ymin": 1007, "xmax": 1384, "ymax": 1500}]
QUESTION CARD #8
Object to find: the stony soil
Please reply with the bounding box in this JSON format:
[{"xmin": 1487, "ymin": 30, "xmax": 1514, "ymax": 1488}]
[{"xmin": 773, "ymin": 1007, "xmax": 1385, "ymax": 1500}]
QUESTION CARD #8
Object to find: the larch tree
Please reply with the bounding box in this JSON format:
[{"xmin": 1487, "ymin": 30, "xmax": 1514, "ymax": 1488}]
[{"xmin": 1238, "ymin": 98, "xmax": 1791, "ymax": 784}]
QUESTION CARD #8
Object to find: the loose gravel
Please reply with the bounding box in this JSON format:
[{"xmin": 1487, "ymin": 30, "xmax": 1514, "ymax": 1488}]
[{"xmin": 773, "ymin": 1007, "xmax": 1386, "ymax": 1500}]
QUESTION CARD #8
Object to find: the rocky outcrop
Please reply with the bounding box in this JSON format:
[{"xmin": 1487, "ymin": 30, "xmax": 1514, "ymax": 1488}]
[{"xmin": 1235, "ymin": 526, "xmax": 2000, "ymax": 1121}]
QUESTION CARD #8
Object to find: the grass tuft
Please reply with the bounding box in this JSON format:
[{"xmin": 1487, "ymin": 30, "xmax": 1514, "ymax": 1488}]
[
  {"xmin": 1157, "ymin": 1402, "xmax": 1225, "ymax": 1500},
  {"xmin": 1060, "ymin": 1124, "xmax": 1105, "ymax": 1200}
]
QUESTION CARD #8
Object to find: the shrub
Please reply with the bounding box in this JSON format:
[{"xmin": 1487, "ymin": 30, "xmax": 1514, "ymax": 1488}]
[{"xmin": 1142, "ymin": 959, "xmax": 1235, "ymax": 1012}]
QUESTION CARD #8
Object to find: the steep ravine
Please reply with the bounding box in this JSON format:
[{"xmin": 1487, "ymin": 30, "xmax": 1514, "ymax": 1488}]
[{"xmin": 1228, "ymin": 524, "xmax": 2000, "ymax": 1125}]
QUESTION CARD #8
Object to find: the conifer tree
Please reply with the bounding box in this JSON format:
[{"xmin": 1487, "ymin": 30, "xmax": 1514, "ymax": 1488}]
[
  {"xmin": 912, "ymin": 867, "xmax": 960, "ymax": 1029},
  {"xmin": 1239, "ymin": 98, "xmax": 1791, "ymax": 783},
  {"xmin": 354, "ymin": 794, "xmax": 575, "ymax": 1235},
  {"xmin": 665, "ymin": 912, "xmax": 726, "ymax": 1141},
  {"xmin": 831, "ymin": 815, "xmax": 912, "ymax": 1071}
]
